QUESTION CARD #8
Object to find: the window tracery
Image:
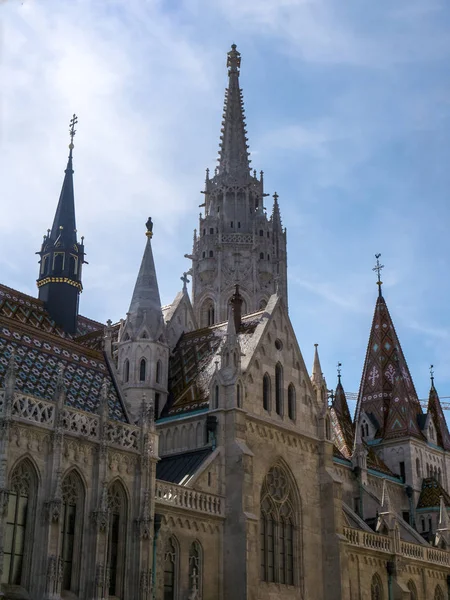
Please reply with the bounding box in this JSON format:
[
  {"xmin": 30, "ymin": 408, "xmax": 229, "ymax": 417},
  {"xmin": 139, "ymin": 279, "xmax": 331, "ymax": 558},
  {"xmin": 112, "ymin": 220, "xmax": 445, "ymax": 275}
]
[
  {"xmin": 164, "ymin": 536, "xmax": 178, "ymax": 600},
  {"xmin": 61, "ymin": 471, "xmax": 83, "ymax": 591},
  {"xmin": 189, "ymin": 540, "xmax": 203, "ymax": 595},
  {"xmin": 370, "ymin": 573, "xmax": 383, "ymax": 600},
  {"xmin": 434, "ymin": 585, "xmax": 444, "ymax": 600},
  {"xmin": 260, "ymin": 463, "xmax": 297, "ymax": 586},
  {"xmin": 107, "ymin": 481, "xmax": 127, "ymax": 597}
]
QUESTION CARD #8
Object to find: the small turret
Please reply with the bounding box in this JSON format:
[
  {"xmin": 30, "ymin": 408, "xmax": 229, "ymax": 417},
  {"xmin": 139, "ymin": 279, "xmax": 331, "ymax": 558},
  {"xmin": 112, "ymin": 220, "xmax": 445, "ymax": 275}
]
[{"xmin": 37, "ymin": 115, "xmax": 86, "ymax": 335}]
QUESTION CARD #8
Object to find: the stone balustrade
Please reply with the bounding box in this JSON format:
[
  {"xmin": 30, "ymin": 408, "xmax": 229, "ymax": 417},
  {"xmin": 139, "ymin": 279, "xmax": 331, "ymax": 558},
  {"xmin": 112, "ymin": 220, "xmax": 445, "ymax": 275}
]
[
  {"xmin": 343, "ymin": 526, "xmax": 450, "ymax": 567},
  {"xmin": 0, "ymin": 389, "xmax": 144, "ymax": 453},
  {"xmin": 155, "ymin": 480, "xmax": 224, "ymax": 518}
]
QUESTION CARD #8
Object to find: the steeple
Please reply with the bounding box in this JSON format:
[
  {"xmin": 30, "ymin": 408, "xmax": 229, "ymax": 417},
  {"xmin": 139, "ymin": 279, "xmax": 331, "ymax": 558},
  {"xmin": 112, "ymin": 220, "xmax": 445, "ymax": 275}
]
[
  {"xmin": 217, "ymin": 44, "xmax": 251, "ymax": 182},
  {"xmin": 189, "ymin": 45, "xmax": 288, "ymax": 326},
  {"xmin": 125, "ymin": 218, "xmax": 164, "ymax": 341},
  {"xmin": 427, "ymin": 369, "xmax": 450, "ymax": 450},
  {"xmin": 354, "ymin": 258, "xmax": 423, "ymax": 441},
  {"xmin": 330, "ymin": 364, "xmax": 354, "ymax": 458},
  {"xmin": 271, "ymin": 192, "xmax": 283, "ymax": 232},
  {"xmin": 311, "ymin": 344, "xmax": 325, "ymax": 388},
  {"xmin": 37, "ymin": 115, "xmax": 86, "ymax": 335}
]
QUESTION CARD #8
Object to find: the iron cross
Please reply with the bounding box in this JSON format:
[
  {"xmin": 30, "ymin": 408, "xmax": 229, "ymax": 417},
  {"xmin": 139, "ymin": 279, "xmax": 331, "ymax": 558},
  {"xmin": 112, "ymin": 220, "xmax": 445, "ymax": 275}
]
[
  {"xmin": 69, "ymin": 114, "xmax": 78, "ymax": 145},
  {"xmin": 372, "ymin": 253, "xmax": 384, "ymax": 294}
]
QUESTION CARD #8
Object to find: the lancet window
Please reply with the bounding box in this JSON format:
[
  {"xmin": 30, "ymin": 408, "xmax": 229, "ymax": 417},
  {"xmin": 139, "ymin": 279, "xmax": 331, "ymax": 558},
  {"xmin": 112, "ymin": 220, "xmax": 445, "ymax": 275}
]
[
  {"xmin": 263, "ymin": 373, "xmax": 271, "ymax": 411},
  {"xmin": 434, "ymin": 585, "xmax": 444, "ymax": 600},
  {"xmin": 260, "ymin": 463, "xmax": 298, "ymax": 586},
  {"xmin": 124, "ymin": 359, "xmax": 130, "ymax": 383},
  {"xmin": 61, "ymin": 471, "xmax": 83, "ymax": 592},
  {"xmin": 407, "ymin": 580, "xmax": 418, "ymax": 600},
  {"xmin": 139, "ymin": 358, "xmax": 147, "ymax": 382},
  {"xmin": 107, "ymin": 481, "xmax": 127, "ymax": 597},
  {"xmin": 275, "ymin": 363, "xmax": 283, "ymax": 416},
  {"xmin": 189, "ymin": 540, "xmax": 203, "ymax": 595},
  {"xmin": 2, "ymin": 460, "xmax": 36, "ymax": 586},
  {"xmin": 370, "ymin": 573, "xmax": 383, "ymax": 600},
  {"xmin": 164, "ymin": 536, "xmax": 179, "ymax": 600},
  {"xmin": 287, "ymin": 384, "xmax": 296, "ymax": 420},
  {"xmin": 156, "ymin": 360, "xmax": 162, "ymax": 384}
]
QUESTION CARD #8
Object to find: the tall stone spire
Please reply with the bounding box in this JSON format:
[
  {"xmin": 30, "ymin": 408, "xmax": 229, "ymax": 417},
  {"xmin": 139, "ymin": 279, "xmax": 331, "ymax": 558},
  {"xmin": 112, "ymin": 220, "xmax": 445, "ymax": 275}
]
[
  {"xmin": 217, "ymin": 44, "xmax": 251, "ymax": 182},
  {"xmin": 355, "ymin": 281, "xmax": 423, "ymax": 441},
  {"xmin": 188, "ymin": 45, "xmax": 288, "ymax": 326},
  {"xmin": 37, "ymin": 114, "xmax": 86, "ymax": 335},
  {"xmin": 126, "ymin": 218, "xmax": 164, "ymax": 341},
  {"xmin": 330, "ymin": 365, "xmax": 354, "ymax": 458}
]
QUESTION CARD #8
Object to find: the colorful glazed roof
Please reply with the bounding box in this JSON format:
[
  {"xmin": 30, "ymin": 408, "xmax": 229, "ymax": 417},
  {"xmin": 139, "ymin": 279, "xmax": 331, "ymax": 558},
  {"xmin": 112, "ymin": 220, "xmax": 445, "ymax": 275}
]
[
  {"xmin": 166, "ymin": 311, "xmax": 264, "ymax": 417},
  {"xmin": 0, "ymin": 285, "xmax": 128, "ymax": 422},
  {"xmin": 417, "ymin": 478, "xmax": 450, "ymax": 509},
  {"xmin": 355, "ymin": 294, "xmax": 423, "ymax": 441},
  {"xmin": 331, "ymin": 377, "xmax": 354, "ymax": 459},
  {"xmin": 427, "ymin": 382, "xmax": 450, "ymax": 450}
]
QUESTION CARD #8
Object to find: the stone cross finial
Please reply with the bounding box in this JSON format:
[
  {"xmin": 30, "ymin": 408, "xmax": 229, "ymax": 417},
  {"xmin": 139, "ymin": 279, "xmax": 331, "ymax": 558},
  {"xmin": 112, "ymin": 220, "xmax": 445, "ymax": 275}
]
[{"xmin": 181, "ymin": 272, "xmax": 190, "ymax": 292}]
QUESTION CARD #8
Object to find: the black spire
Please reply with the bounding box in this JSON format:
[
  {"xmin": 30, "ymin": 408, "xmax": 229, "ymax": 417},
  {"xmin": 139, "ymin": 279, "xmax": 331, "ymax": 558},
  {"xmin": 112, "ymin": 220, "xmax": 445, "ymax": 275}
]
[{"xmin": 37, "ymin": 115, "xmax": 86, "ymax": 335}]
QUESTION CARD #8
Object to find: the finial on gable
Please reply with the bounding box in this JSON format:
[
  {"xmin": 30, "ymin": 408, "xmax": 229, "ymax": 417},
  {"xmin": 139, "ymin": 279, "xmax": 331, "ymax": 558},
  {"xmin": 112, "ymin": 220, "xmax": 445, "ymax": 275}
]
[
  {"xmin": 227, "ymin": 44, "xmax": 241, "ymax": 75},
  {"xmin": 146, "ymin": 217, "xmax": 154, "ymax": 239}
]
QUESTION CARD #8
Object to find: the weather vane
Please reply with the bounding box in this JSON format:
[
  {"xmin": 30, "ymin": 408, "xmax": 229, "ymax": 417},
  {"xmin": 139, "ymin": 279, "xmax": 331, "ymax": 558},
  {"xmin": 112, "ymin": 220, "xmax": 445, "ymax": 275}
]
[
  {"xmin": 372, "ymin": 253, "xmax": 384, "ymax": 296},
  {"xmin": 69, "ymin": 114, "xmax": 78, "ymax": 150}
]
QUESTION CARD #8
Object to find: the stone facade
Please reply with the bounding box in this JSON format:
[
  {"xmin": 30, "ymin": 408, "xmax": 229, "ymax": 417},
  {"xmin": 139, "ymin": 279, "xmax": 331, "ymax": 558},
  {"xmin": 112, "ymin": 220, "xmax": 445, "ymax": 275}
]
[{"xmin": 1, "ymin": 44, "xmax": 450, "ymax": 600}]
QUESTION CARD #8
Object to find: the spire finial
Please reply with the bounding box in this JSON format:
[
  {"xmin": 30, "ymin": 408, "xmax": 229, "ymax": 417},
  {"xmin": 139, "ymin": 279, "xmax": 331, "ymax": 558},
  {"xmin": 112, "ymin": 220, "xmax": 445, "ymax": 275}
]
[
  {"xmin": 181, "ymin": 272, "xmax": 190, "ymax": 292},
  {"xmin": 273, "ymin": 191, "xmax": 279, "ymax": 202},
  {"xmin": 146, "ymin": 217, "xmax": 154, "ymax": 239},
  {"xmin": 227, "ymin": 44, "xmax": 241, "ymax": 75},
  {"xmin": 337, "ymin": 362, "xmax": 342, "ymax": 383},
  {"xmin": 430, "ymin": 364, "xmax": 435, "ymax": 385},
  {"xmin": 372, "ymin": 253, "xmax": 384, "ymax": 296},
  {"xmin": 69, "ymin": 114, "xmax": 78, "ymax": 152}
]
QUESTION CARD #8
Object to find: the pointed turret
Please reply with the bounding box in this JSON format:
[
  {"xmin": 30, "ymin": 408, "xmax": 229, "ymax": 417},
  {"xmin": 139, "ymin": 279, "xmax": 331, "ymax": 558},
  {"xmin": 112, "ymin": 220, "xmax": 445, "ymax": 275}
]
[
  {"xmin": 311, "ymin": 344, "xmax": 325, "ymax": 388},
  {"xmin": 217, "ymin": 44, "xmax": 251, "ymax": 182},
  {"xmin": 37, "ymin": 115, "xmax": 86, "ymax": 335},
  {"xmin": 330, "ymin": 366, "xmax": 354, "ymax": 458},
  {"xmin": 271, "ymin": 192, "xmax": 283, "ymax": 232},
  {"xmin": 426, "ymin": 371, "xmax": 450, "ymax": 450},
  {"xmin": 355, "ymin": 256, "xmax": 423, "ymax": 441},
  {"xmin": 125, "ymin": 218, "xmax": 164, "ymax": 341}
]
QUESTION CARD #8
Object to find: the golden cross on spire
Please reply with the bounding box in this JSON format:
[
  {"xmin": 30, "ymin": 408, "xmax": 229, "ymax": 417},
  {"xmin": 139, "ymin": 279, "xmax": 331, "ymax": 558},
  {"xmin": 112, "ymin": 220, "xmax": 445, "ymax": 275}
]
[
  {"xmin": 69, "ymin": 114, "xmax": 78, "ymax": 150},
  {"xmin": 372, "ymin": 253, "xmax": 384, "ymax": 296}
]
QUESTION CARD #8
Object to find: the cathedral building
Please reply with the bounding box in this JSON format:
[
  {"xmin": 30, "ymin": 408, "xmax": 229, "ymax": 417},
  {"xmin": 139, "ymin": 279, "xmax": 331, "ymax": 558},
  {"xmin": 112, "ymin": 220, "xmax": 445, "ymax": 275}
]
[{"xmin": 0, "ymin": 45, "xmax": 449, "ymax": 600}]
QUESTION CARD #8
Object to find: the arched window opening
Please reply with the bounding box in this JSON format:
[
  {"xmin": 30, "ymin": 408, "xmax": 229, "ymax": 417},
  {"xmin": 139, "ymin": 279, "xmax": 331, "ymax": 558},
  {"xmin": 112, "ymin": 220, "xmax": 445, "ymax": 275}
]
[
  {"xmin": 260, "ymin": 463, "xmax": 297, "ymax": 585},
  {"xmin": 209, "ymin": 250, "xmax": 214, "ymax": 258},
  {"xmin": 275, "ymin": 363, "xmax": 283, "ymax": 416},
  {"xmin": 124, "ymin": 359, "xmax": 130, "ymax": 383},
  {"xmin": 371, "ymin": 573, "xmax": 383, "ymax": 600},
  {"xmin": 260, "ymin": 252, "xmax": 264, "ymax": 259},
  {"xmin": 259, "ymin": 229, "xmax": 264, "ymax": 236},
  {"xmin": 164, "ymin": 536, "xmax": 178, "ymax": 600},
  {"xmin": 53, "ymin": 253, "xmax": 64, "ymax": 275},
  {"xmin": 416, "ymin": 458, "xmax": 421, "ymax": 478},
  {"xmin": 156, "ymin": 360, "xmax": 162, "ymax": 384},
  {"xmin": 41, "ymin": 255, "xmax": 49, "ymax": 275},
  {"xmin": 407, "ymin": 580, "xmax": 418, "ymax": 600},
  {"xmin": 68, "ymin": 256, "xmax": 78, "ymax": 277},
  {"xmin": 61, "ymin": 471, "xmax": 83, "ymax": 591},
  {"xmin": 107, "ymin": 481, "xmax": 127, "ymax": 597},
  {"xmin": 201, "ymin": 299, "xmax": 215, "ymax": 328},
  {"xmin": 434, "ymin": 585, "xmax": 444, "ymax": 600},
  {"xmin": 287, "ymin": 384, "xmax": 296, "ymax": 420},
  {"xmin": 139, "ymin": 358, "xmax": 146, "ymax": 382},
  {"xmin": 263, "ymin": 374, "xmax": 271, "ymax": 411},
  {"xmin": 3, "ymin": 461, "xmax": 35, "ymax": 586},
  {"xmin": 214, "ymin": 385, "xmax": 219, "ymax": 409},
  {"xmin": 259, "ymin": 298, "xmax": 267, "ymax": 309},
  {"xmin": 237, "ymin": 383, "xmax": 242, "ymax": 408},
  {"xmin": 189, "ymin": 541, "xmax": 203, "ymax": 596},
  {"xmin": 325, "ymin": 416, "xmax": 331, "ymax": 441}
]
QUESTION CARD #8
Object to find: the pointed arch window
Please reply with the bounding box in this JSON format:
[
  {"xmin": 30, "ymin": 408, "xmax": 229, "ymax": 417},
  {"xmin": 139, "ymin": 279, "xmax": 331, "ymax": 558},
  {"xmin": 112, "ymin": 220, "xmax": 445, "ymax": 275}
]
[
  {"xmin": 287, "ymin": 384, "xmax": 296, "ymax": 420},
  {"xmin": 407, "ymin": 580, "xmax": 418, "ymax": 600},
  {"xmin": 263, "ymin": 373, "xmax": 271, "ymax": 411},
  {"xmin": 416, "ymin": 458, "xmax": 421, "ymax": 478},
  {"xmin": 124, "ymin": 359, "xmax": 130, "ymax": 383},
  {"xmin": 371, "ymin": 573, "xmax": 383, "ymax": 600},
  {"xmin": 139, "ymin": 358, "xmax": 146, "ymax": 382},
  {"xmin": 214, "ymin": 384, "xmax": 219, "ymax": 409},
  {"xmin": 260, "ymin": 463, "xmax": 298, "ymax": 586},
  {"xmin": 107, "ymin": 481, "xmax": 127, "ymax": 597},
  {"xmin": 61, "ymin": 471, "xmax": 83, "ymax": 592},
  {"xmin": 164, "ymin": 536, "xmax": 179, "ymax": 600},
  {"xmin": 275, "ymin": 363, "xmax": 283, "ymax": 416},
  {"xmin": 434, "ymin": 585, "xmax": 444, "ymax": 600},
  {"xmin": 189, "ymin": 540, "xmax": 203, "ymax": 596},
  {"xmin": 237, "ymin": 382, "xmax": 243, "ymax": 408},
  {"xmin": 2, "ymin": 460, "xmax": 36, "ymax": 586},
  {"xmin": 156, "ymin": 360, "xmax": 162, "ymax": 384}
]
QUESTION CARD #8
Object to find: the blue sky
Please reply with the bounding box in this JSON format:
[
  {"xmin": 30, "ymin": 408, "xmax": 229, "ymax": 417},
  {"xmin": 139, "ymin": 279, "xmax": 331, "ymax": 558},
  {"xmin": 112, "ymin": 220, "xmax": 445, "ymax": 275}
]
[{"xmin": 2, "ymin": 0, "xmax": 450, "ymax": 418}]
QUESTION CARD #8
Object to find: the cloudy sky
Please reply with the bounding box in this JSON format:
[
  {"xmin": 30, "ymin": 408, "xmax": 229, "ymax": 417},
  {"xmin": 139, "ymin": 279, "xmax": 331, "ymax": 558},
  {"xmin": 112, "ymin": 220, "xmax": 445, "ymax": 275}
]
[{"xmin": 2, "ymin": 0, "xmax": 450, "ymax": 418}]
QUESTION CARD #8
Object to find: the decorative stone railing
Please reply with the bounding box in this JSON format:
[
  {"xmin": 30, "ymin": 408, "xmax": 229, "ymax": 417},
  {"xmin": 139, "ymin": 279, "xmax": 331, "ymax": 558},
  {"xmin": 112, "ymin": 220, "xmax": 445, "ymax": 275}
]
[
  {"xmin": 155, "ymin": 480, "xmax": 224, "ymax": 518},
  {"xmin": 0, "ymin": 390, "xmax": 143, "ymax": 453},
  {"xmin": 343, "ymin": 527, "xmax": 450, "ymax": 567}
]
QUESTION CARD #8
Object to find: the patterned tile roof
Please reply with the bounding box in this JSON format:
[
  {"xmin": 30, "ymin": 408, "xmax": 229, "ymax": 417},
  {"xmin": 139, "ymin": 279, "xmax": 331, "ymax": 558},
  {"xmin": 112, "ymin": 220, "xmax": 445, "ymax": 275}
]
[
  {"xmin": 417, "ymin": 477, "xmax": 450, "ymax": 509},
  {"xmin": 0, "ymin": 285, "xmax": 128, "ymax": 422},
  {"xmin": 166, "ymin": 311, "xmax": 264, "ymax": 416},
  {"xmin": 427, "ymin": 383, "xmax": 450, "ymax": 451},
  {"xmin": 355, "ymin": 294, "xmax": 423, "ymax": 441}
]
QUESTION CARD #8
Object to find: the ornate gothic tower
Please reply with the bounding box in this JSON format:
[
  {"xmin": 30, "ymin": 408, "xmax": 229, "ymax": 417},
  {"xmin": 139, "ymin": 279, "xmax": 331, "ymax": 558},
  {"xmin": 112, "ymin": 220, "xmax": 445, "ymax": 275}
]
[
  {"xmin": 189, "ymin": 45, "xmax": 287, "ymax": 327},
  {"xmin": 37, "ymin": 115, "xmax": 86, "ymax": 335}
]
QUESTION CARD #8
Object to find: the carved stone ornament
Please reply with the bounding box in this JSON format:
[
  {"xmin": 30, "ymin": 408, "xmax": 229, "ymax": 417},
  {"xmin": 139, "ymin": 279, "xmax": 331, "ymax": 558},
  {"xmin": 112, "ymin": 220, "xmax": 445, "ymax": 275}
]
[
  {"xmin": 44, "ymin": 498, "xmax": 63, "ymax": 523},
  {"xmin": 140, "ymin": 569, "xmax": 151, "ymax": 593},
  {"xmin": 91, "ymin": 509, "xmax": 109, "ymax": 533}
]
